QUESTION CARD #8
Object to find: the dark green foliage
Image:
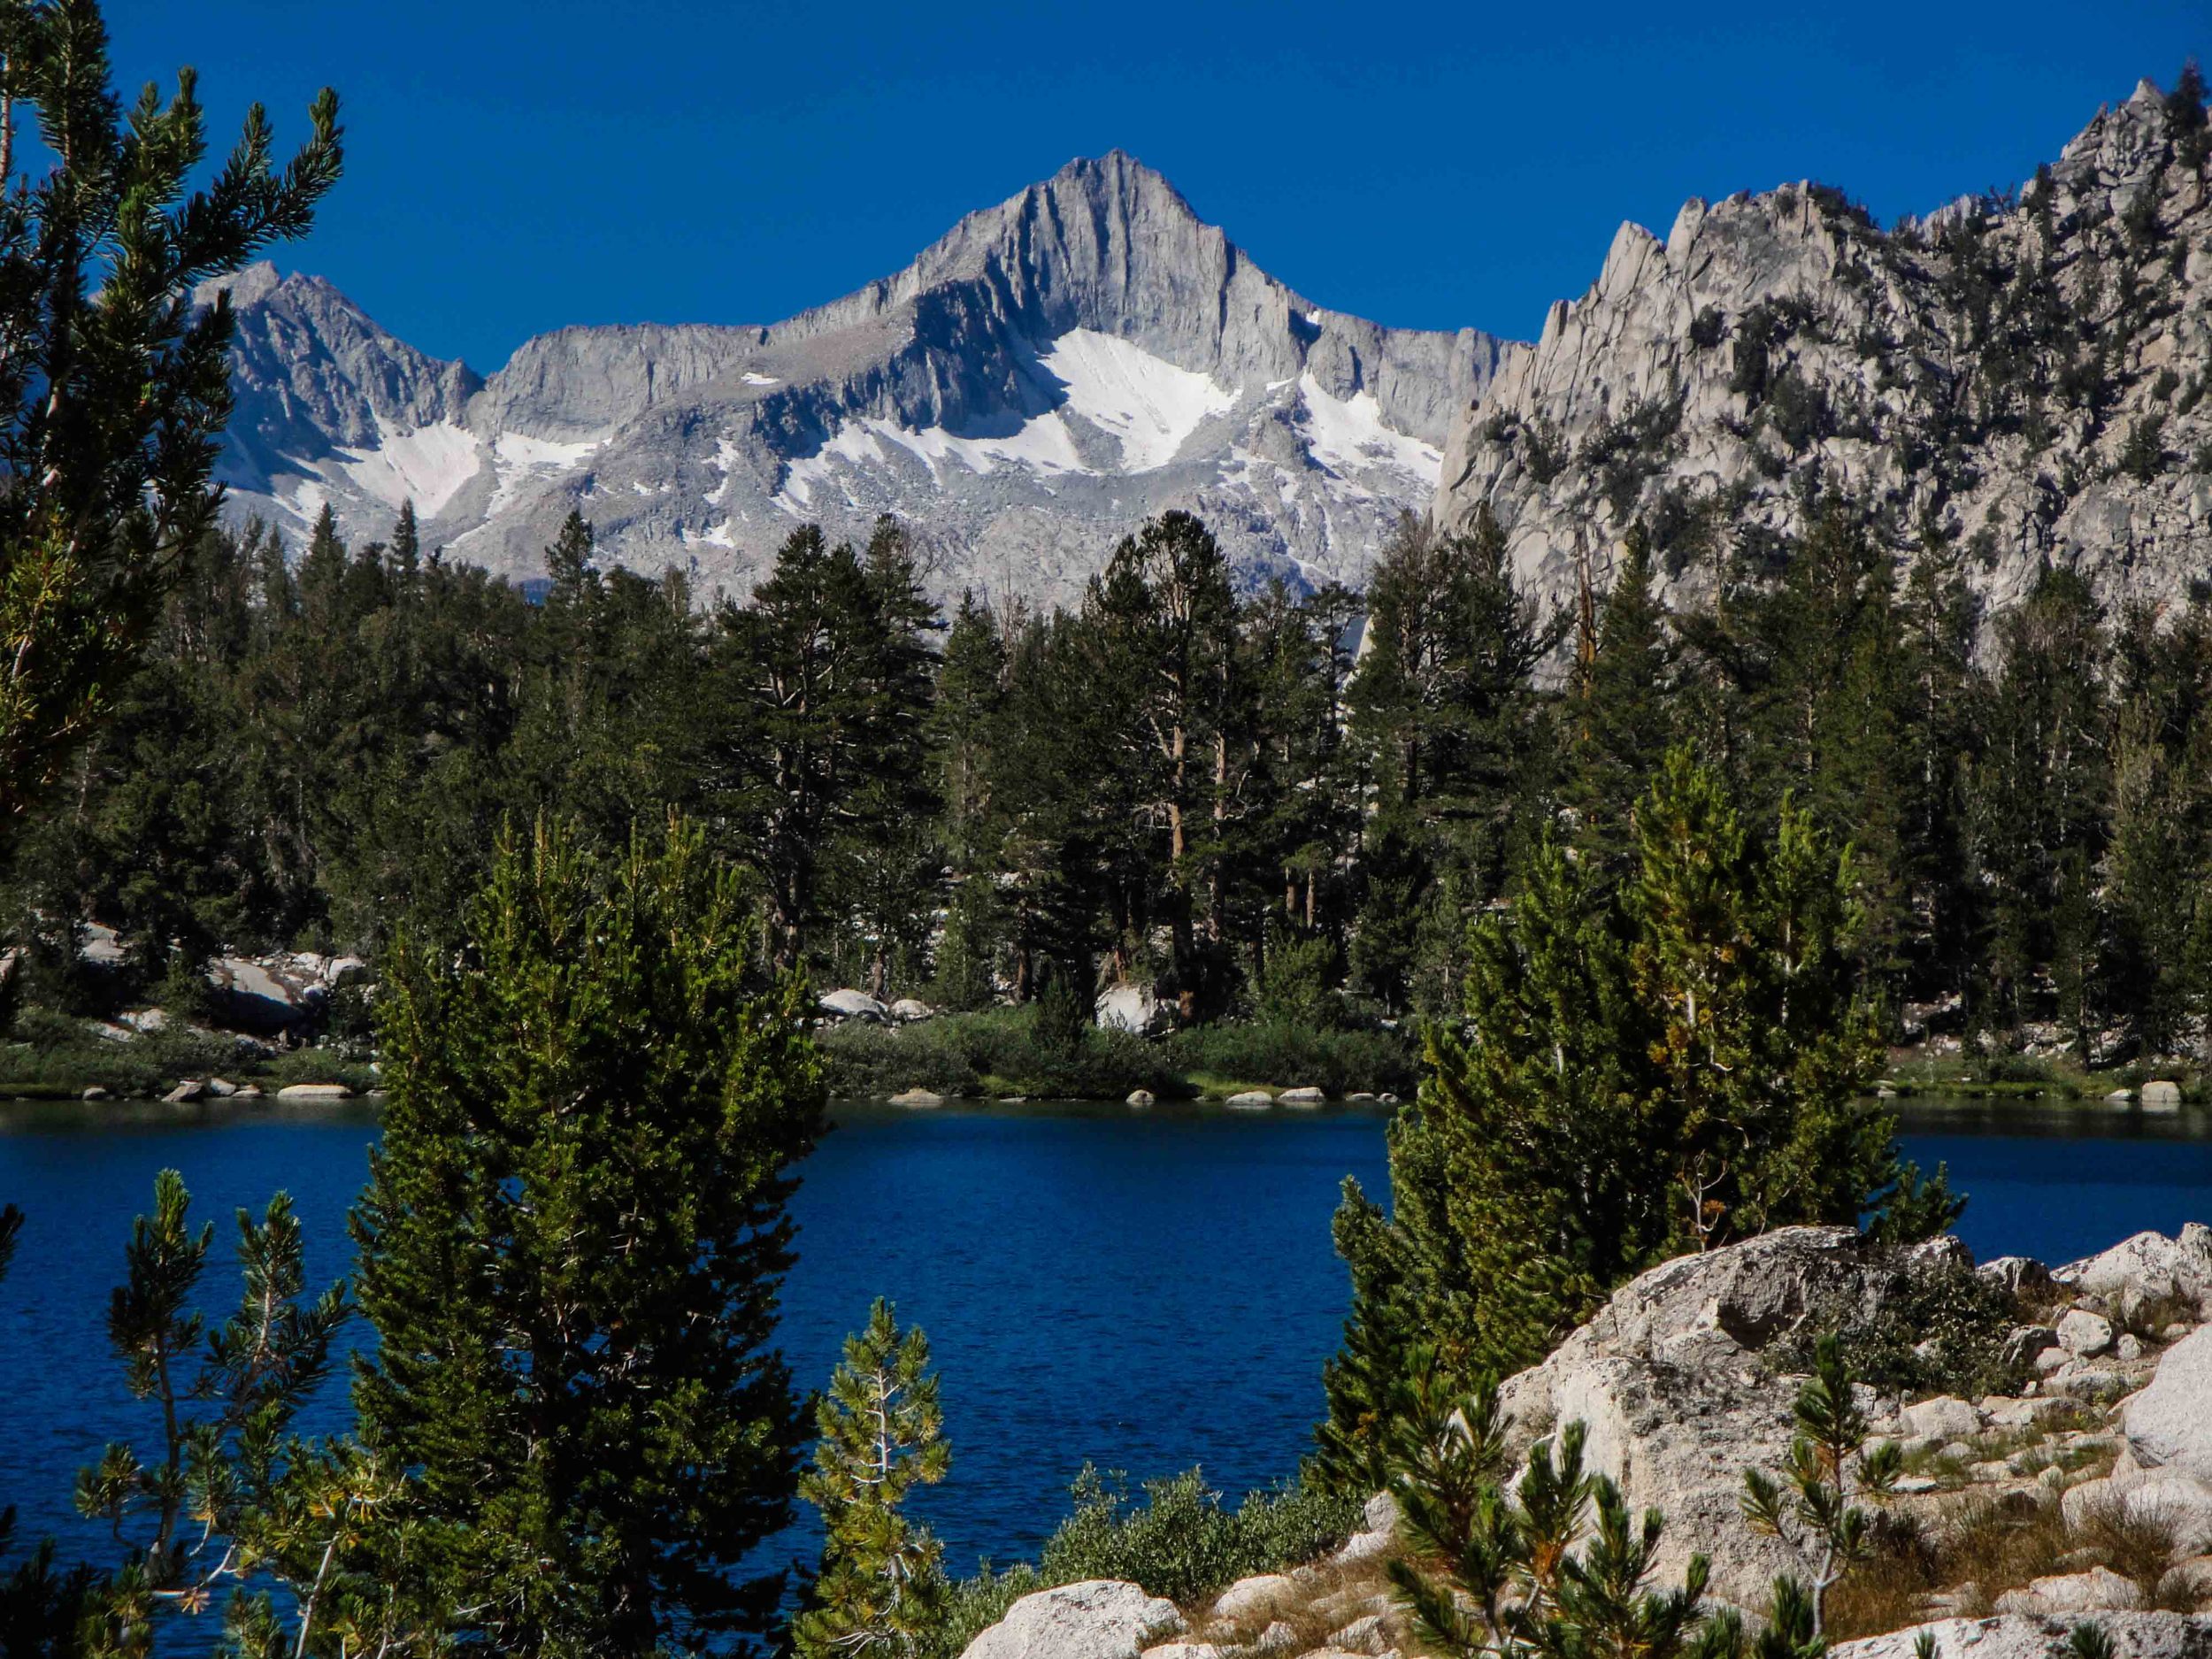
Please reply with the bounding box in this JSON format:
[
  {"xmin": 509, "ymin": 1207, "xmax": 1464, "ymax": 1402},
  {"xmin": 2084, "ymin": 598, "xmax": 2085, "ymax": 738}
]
[
  {"xmin": 2119, "ymin": 414, "xmax": 2170, "ymax": 481},
  {"xmin": 795, "ymin": 1300, "xmax": 949, "ymax": 1659},
  {"xmin": 1323, "ymin": 754, "xmax": 1918, "ymax": 1486},
  {"xmin": 352, "ymin": 818, "xmax": 826, "ymax": 1655},
  {"xmin": 1161, "ymin": 1021, "xmax": 1418, "ymax": 1098},
  {"xmin": 815, "ymin": 1007, "xmax": 1193, "ymax": 1102},
  {"xmin": 0, "ymin": 4, "xmax": 339, "ymax": 831},
  {"xmin": 1741, "ymin": 1336, "xmax": 1901, "ymax": 1639},
  {"xmin": 1768, "ymin": 1253, "xmax": 2029, "ymax": 1402},
  {"xmin": 1385, "ymin": 1357, "xmax": 1725, "ymax": 1659},
  {"xmin": 1347, "ymin": 511, "xmax": 1554, "ymax": 1013},
  {"xmin": 1033, "ymin": 1467, "xmax": 1359, "ymax": 1605},
  {"xmin": 65, "ymin": 1170, "xmax": 378, "ymax": 1656}
]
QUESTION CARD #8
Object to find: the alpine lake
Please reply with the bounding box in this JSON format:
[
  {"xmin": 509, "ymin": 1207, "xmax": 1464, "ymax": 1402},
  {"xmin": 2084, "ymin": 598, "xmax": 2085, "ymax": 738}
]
[{"xmin": 0, "ymin": 1092, "xmax": 2206, "ymax": 1596}]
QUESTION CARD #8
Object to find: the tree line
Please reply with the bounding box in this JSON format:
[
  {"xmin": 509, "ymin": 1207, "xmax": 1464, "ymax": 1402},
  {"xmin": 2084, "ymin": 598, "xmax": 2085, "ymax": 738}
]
[{"xmin": 12, "ymin": 489, "xmax": 2212, "ymax": 1064}]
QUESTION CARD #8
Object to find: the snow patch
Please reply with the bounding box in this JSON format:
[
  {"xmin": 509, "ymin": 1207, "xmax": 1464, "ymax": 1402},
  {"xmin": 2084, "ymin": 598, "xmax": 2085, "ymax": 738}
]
[
  {"xmin": 705, "ymin": 436, "xmax": 749, "ymax": 506},
  {"xmin": 1031, "ymin": 329, "xmax": 1236, "ymax": 471},
  {"xmin": 742, "ymin": 371, "xmax": 780, "ymax": 387},
  {"xmin": 329, "ymin": 419, "xmax": 482, "ymax": 517},
  {"xmin": 280, "ymin": 478, "xmax": 330, "ymax": 526},
  {"xmin": 776, "ymin": 424, "xmax": 889, "ymax": 513},
  {"xmin": 1296, "ymin": 374, "xmax": 1440, "ymax": 484},
  {"xmin": 486, "ymin": 430, "xmax": 607, "ymax": 514},
  {"xmin": 680, "ymin": 519, "xmax": 737, "ymax": 549},
  {"xmin": 866, "ymin": 411, "xmax": 1085, "ymax": 480}
]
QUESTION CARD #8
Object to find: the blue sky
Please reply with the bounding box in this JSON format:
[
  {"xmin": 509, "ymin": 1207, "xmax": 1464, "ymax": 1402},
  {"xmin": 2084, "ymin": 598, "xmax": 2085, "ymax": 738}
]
[{"xmin": 109, "ymin": 0, "xmax": 2203, "ymax": 372}]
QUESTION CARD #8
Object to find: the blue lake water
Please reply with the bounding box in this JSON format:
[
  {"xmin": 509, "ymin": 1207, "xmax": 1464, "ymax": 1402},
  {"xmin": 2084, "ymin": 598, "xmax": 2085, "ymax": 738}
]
[{"xmin": 0, "ymin": 1095, "xmax": 2206, "ymax": 1593}]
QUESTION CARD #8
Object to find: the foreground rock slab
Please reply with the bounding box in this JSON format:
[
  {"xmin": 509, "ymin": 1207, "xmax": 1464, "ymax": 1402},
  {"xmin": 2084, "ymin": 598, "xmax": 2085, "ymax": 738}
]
[
  {"xmin": 961, "ymin": 1580, "xmax": 1185, "ymax": 1659},
  {"xmin": 1835, "ymin": 1614, "xmax": 2212, "ymax": 1659},
  {"xmin": 1498, "ymin": 1225, "xmax": 1894, "ymax": 1605}
]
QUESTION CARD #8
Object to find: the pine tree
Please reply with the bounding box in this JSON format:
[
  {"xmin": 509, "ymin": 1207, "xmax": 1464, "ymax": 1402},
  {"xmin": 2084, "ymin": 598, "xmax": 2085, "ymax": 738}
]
[
  {"xmin": 1386, "ymin": 1363, "xmax": 1722, "ymax": 1659},
  {"xmin": 353, "ymin": 817, "xmax": 826, "ymax": 1655},
  {"xmin": 69, "ymin": 1171, "xmax": 376, "ymax": 1657},
  {"xmin": 793, "ymin": 1300, "xmax": 950, "ymax": 1659},
  {"xmin": 1567, "ymin": 526, "xmax": 1676, "ymax": 875},
  {"xmin": 1347, "ymin": 508, "xmax": 1554, "ymax": 1012},
  {"xmin": 0, "ymin": 4, "xmax": 341, "ymax": 831},
  {"xmin": 1084, "ymin": 511, "xmax": 1240, "ymax": 1018},
  {"xmin": 1324, "ymin": 752, "xmax": 1922, "ymax": 1483}
]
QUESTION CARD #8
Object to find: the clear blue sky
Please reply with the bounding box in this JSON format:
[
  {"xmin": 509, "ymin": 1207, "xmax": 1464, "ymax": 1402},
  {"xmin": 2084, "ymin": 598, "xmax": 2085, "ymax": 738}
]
[{"xmin": 109, "ymin": 0, "xmax": 2204, "ymax": 373}]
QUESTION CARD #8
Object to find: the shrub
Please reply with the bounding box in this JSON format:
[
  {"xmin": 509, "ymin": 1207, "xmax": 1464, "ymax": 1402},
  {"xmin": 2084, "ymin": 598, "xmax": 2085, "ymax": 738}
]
[
  {"xmin": 817, "ymin": 1007, "xmax": 1189, "ymax": 1102},
  {"xmin": 1256, "ymin": 929, "xmax": 1340, "ymax": 1030},
  {"xmin": 1035, "ymin": 1466, "xmax": 1358, "ymax": 1605},
  {"xmin": 2119, "ymin": 413, "xmax": 2169, "ymax": 482},
  {"xmin": 818, "ymin": 1017, "xmax": 988, "ymax": 1098},
  {"xmin": 1163, "ymin": 1021, "xmax": 1417, "ymax": 1098},
  {"xmin": 0, "ymin": 1010, "xmax": 245, "ymax": 1098},
  {"xmin": 1770, "ymin": 1253, "xmax": 2027, "ymax": 1401}
]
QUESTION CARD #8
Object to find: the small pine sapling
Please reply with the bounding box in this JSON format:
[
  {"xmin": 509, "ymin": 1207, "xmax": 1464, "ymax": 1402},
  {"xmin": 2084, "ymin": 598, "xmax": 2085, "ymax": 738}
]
[
  {"xmin": 1740, "ymin": 1335, "xmax": 1901, "ymax": 1640},
  {"xmin": 795, "ymin": 1299, "xmax": 952, "ymax": 1659}
]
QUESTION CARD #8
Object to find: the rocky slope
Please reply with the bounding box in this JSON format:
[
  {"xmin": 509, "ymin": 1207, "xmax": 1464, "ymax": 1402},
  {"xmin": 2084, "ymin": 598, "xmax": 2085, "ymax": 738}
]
[
  {"xmin": 207, "ymin": 154, "xmax": 1502, "ymax": 608},
  {"xmin": 956, "ymin": 1220, "xmax": 2212, "ymax": 1659},
  {"xmin": 1432, "ymin": 78, "xmax": 2212, "ymax": 628}
]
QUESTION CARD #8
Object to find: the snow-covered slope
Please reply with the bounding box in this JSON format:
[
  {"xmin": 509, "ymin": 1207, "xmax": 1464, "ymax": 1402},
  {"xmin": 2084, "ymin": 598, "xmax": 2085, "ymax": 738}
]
[{"xmin": 209, "ymin": 154, "xmax": 1504, "ymax": 606}]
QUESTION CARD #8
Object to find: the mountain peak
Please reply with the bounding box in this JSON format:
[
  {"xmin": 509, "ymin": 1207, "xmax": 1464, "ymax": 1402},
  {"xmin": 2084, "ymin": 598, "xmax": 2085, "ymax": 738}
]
[{"xmin": 194, "ymin": 260, "xmax": 285, "ymax": 311}]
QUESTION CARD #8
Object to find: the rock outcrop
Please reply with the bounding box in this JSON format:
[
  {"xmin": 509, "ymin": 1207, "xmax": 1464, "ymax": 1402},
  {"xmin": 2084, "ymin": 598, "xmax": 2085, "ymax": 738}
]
[
  {"xmin": 211, "ymin": 156, "xmax": 1504, "ymax": 610},
  {"xmin": 1433, "ymin": 76, "xmax": 2212, "ymax": 640},
  {"xmin": 1495, "ymin": 1226, "xmax": 1896, "ymax": 1604},
  {"xmin": 1836, "ymin": 1615, "xmax": 2212, "ymax": 1659},
  {"xmin": 1494, "ymin": 1220, "xmax": 2212, "ymax": 1608},
  {"xmin": 959, "ymin": 1580, "xmax": 1185, "ymax": 1659}
]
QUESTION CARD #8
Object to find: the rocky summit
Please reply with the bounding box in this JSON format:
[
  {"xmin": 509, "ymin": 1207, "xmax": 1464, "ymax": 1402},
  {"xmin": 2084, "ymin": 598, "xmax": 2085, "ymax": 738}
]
[
  {"xmin": 204, "ymin": 153, "xmax": 1502, "ymax": 608},
  {"xmin": 1433, "ymin": 79, "xmax": 2212, "ymax": 630},
  {"xmin": 210, "ymin": 77, "xmax": 2211, "ymax": 623}
]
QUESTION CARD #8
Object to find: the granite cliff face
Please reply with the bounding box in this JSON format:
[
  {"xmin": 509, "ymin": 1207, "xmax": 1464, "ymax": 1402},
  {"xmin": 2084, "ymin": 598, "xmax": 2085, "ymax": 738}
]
[
  {"xmin": 1432, "ymin": 80, "xmax": 2212, "ymax": 626},
  {"xmin": 210, "ymin": 154, "xmax": 1504, "ymax": 607}
]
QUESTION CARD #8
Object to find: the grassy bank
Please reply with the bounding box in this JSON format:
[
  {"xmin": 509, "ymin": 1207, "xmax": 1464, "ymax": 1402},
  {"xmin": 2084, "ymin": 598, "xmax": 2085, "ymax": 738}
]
[
  {"xmin": 818, "ymin": 1010, "xmax": 1418, "ymax": 1103},
  {"xmin": 1884, "ymin": 1048, "xmax": 2207, "ymax": 1104},
  {"xmin": 0, "ymin": 1008, "xmax": 377, "ymax": 1100}
]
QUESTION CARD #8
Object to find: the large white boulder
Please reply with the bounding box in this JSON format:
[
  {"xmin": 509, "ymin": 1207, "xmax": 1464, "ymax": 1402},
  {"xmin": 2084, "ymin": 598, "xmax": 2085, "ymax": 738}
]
[
  {"xmin": 1903, "ymin": 1395, "xmax": 1984, "ymax": 1440},
  {"xmin": 1094, "ymin": 983, "xmax": 1167, "ymax": 1035},
  {"xmin": 818, "ymin": 988, "xmax": 887, "ymax": 1021},
  {"xmin": 1994, "ymin": 1566, "xmax": 2145, "ymax": 1615},
  {"xmin": 2056, "ymin": 1227, "xmax": 2212, "ymax": 1314},
  {"xmin": 1497, "ymin": 1226, "xmax": 1909, "ymax": 1606},
  {"xmin": 2058, "ymin": 1309, "xmax": 2116, "ymax": 1356},
  {"xmin": 961, "ymin": 1581, "xmax": 1185, "ymax": 1659},
  {"xmin": 1834, "ymin": 1614, "xmax": 2212, "ymax": 1659},
  {"xmin": 2062, "ymin": 1470, "xmax": 2212, "ymax": 1540},
  {"xmin": 1210, "ymin": 1573, "xmax": 1297, "ymax": 1623},
  {"xmin": 2124, "ymin": 1324, "xmax": 2212, "ymax": 1484}
]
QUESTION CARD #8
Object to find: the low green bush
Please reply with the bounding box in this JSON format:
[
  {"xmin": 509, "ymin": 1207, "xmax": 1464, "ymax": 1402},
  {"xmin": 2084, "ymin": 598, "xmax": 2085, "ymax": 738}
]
[
  {"xmin": 1035, "ymin": 1465, "xmax": 1358, "ymax": 1605},
  {"xmin": 1770, "ymin": 1252, "xmax": 2028, "ymax": 1400},
  {"xmin": 919, "ymin": 1466, "xmax": 1357, "ymax": 1656},
  {"xmin": 1, "ymin": 1010, "xmax": 245, "ymax": 1097},
  {"xmin": 818, "ymin": 1009, "xmax": 1188, "ymax": 1101},
  {"xmin": 1163, "ymin": 1021, "xmax": 1416, "ymax": 1098}
]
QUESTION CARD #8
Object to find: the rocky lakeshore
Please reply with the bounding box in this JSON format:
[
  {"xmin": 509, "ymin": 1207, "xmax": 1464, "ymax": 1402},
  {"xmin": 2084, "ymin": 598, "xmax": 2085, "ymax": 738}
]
[{"xmin": 956, "ymin": 1223, "xmax": 2212, "ymax": 1659}]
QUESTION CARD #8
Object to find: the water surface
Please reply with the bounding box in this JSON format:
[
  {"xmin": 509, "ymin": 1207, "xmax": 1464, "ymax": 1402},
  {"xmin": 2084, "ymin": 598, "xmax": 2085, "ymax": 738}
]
[{"xmin": 0, "ymin": 1094, "xmax": 2204, "ymax": 1590}]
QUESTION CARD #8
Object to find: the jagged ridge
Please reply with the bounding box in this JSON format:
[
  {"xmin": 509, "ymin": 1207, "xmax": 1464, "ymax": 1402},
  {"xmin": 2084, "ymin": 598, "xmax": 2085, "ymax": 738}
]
[
  {"xmin": 1432, "ymin": 78, "xmax": 2212, "ymax": 626},
  {"xmin": 210, "ymin": 153, "xmax": 1506, "ymax": 607}
]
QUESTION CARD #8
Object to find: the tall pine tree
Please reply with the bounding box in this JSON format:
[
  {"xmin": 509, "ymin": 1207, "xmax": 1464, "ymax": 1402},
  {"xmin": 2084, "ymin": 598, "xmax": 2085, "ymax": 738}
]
[{"xmin": 353, "ymin": 817, "xmax": 825, "ymax": 1655}]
